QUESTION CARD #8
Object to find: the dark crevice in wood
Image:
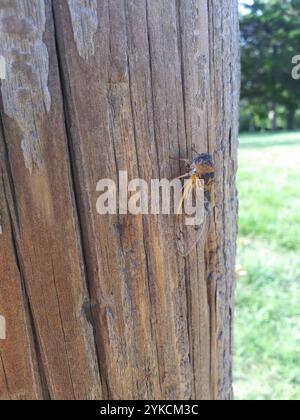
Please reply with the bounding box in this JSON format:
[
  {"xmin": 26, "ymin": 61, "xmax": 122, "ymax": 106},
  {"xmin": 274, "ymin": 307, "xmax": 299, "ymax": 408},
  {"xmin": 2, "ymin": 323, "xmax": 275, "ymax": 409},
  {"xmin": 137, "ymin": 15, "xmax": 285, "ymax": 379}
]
[
  {"xmin": 160, "ymin": 4, "xmax": 172, "ymax": 169},
  {"xmin": 145, "ymin": 0, "xmax": 161, "ymax": 179},
  {"xmin": 0, "ymin": 111, "xmax": 20, "ymax": 231},
  {"xmin": 208, "ymin": 0, "xmax": 216, "ymax": 154},
  {"xmin": 144, "ymin": 1, "xmax": 167, "ymax": 392},
  {"xmin": 206, "ymin": 0, "xmax": 212, "ymax": 154},
  {"xmin": 191, "ymin": 254, "xmax": 198, "ymax": 397},
  {"xmin": 107, "ymin": 3, "xmax": 121, "ymax": 201},
  {"xmin": 20, "ymin": 280, "xmax": 51, "ymax": 400},
  {"xmin": 0, "ymin": 352, "xmax": 10, "ymax": 399},
  {"xmin": 175, "ymin": 0, "xmax": 196, "ymax": 395},
  {"xmin": 175, "ymin": 2, "xmax": 194, "ymax": 394},
  {"xmin": 50, "ymin": 1, "xmax": 107, "ymax": 398},
  {"xmin": 228, "ymin": 128, "xmax": 232, "ymax": 159},
  {"xmin": 50, "ymin": 257, "xmax": 75, "ymax": 399},
  {"xmin": 183, "ymin": 256, "xmax": 193, "ymax": 390},
  {"xmin": 206, "ymin": 2, "xmax": 219, "ymax": 400},
  {"xmin": 1, "ymin": 173, "xmax": 21, "ymax": 276},
  {"xmin": 124, "ymin": 1, "xmax": 162, "ymax": 396},
  {"xmin": 175, "ymin": 0, "xmax": 189, "ymax": 159}
]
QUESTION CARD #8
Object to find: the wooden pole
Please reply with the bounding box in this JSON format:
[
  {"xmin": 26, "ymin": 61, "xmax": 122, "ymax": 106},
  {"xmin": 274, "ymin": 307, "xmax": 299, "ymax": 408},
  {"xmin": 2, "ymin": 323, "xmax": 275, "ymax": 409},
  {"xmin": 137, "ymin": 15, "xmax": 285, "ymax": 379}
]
[{"xmin": 0, "ymin": 0, "xmax": 239, "ymax": 400}]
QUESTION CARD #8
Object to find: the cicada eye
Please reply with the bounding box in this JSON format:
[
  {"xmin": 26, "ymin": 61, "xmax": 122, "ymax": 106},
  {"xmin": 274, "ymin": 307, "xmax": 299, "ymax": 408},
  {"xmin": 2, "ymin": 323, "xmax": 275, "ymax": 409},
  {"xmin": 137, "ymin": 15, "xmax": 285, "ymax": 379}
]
[
  {"xmin": 189, "ymin": 166, "xmax": 196, "ymax": 176},
  {"xmin": 191, "ymin": 161, "xmax": 197, "ymax": 169}
]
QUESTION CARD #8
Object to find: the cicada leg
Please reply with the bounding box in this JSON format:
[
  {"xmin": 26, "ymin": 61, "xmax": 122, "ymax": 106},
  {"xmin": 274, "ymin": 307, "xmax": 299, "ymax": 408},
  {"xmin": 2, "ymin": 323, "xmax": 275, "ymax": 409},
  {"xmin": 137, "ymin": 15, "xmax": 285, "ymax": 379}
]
[{"xmin": 169, "ymin": 157, "xmax": 190, "ymax": 165}]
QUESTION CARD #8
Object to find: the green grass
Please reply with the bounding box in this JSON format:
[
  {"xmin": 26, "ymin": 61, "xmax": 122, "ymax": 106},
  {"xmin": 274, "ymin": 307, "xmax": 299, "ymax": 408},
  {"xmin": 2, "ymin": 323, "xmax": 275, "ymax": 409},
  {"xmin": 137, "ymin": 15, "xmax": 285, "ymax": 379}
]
[{"xmin": 234, "ymin": 131, "xmax": 300, "ymax": 400}]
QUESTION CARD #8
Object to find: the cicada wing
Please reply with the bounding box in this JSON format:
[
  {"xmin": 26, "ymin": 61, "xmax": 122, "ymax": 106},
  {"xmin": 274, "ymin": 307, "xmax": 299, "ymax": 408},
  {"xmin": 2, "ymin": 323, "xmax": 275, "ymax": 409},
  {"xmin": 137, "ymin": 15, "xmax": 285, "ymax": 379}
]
[
  {"xmin": 175, "ymin": 179, "xmax": 210, "ymax": 257},
  {"xmin": 176, "ymin": 210, "xmax": 210, "ymax": 257},
  {"xmin": 175, "ymin": 179, "xmax": 192, "ymax": 256}
]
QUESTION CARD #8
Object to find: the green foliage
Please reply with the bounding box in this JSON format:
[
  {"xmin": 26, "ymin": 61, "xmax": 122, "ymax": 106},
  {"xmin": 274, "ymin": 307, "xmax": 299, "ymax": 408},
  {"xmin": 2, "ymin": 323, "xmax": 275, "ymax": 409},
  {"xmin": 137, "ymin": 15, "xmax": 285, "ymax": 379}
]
[
  {"xmin": 240, "ymin": 101, "xmax": 287, "ymax": 131},
  {"xmin": 234, "ymin": 131, "xmax": 300, "ymax": 400},
  {"xmin": 240, "ymin": 0, "xmax": 300, "ymax": 131}
]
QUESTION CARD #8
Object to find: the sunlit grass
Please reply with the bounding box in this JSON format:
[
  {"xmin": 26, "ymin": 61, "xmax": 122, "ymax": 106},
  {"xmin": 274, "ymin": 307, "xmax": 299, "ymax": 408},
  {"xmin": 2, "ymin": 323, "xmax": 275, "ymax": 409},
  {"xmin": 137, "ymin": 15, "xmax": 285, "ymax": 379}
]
[{"xmin": 234, "ymin": 131, "xmax": 300, "ymax": 400}]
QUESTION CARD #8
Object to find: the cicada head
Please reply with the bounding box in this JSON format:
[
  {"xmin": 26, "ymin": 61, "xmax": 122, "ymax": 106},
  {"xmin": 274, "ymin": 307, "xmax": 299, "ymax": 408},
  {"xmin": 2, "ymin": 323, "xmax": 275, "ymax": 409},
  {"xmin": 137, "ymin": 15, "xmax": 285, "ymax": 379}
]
[
  {"xmin": 192, "ymin": 153, "xmax": 214, "ymax": 167},
  {"xmin": 190, "ymin": 153, "xmax": 215, "ymax": 184}
]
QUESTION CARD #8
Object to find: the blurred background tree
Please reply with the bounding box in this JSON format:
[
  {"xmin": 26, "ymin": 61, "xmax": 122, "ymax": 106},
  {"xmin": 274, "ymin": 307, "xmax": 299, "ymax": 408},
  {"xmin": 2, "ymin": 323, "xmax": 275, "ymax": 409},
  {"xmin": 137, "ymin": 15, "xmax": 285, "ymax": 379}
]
[{"xmin": 240, "ymin": 0, "xmax": 300, "ymax": 132}]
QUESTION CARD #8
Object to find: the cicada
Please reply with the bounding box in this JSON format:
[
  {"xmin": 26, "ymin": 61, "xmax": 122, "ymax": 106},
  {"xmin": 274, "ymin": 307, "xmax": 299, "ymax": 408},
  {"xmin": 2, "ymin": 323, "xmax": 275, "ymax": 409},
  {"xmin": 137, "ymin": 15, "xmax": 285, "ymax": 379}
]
[{"xmin": 173, "ymin": 152, "xmax": 215, "ymax": 257}]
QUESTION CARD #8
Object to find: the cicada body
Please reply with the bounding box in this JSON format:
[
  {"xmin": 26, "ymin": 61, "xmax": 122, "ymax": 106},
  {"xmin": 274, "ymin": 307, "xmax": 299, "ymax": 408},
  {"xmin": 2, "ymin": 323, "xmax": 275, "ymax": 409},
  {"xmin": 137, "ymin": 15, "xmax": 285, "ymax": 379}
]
[
  {"xmin": 175, "ymin": 153, "xmax": 215, "ymax": 257},
  {"xmin": 191, "ymin": 153, "xmax": 215, "ymax": 204}
]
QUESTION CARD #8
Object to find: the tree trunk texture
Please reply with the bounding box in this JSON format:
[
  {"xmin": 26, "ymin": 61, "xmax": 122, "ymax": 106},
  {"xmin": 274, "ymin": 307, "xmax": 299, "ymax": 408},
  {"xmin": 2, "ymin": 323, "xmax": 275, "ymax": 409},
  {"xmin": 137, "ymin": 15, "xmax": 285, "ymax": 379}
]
[{"xmin": 0, "ymin": 0, "xmax": 239, "ymax": 400}]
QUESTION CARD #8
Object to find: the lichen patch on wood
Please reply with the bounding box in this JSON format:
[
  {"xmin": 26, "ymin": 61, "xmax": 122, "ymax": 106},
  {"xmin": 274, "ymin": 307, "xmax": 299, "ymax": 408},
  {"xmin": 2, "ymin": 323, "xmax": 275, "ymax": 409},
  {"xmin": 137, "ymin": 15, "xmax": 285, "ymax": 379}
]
[
  {"xmin": 67, "ymin": 0, "xmax": 99, "ymax": 61},
  {"xmin": 0, "ymin": 0, "xmax": 51, "ymax": 173}
]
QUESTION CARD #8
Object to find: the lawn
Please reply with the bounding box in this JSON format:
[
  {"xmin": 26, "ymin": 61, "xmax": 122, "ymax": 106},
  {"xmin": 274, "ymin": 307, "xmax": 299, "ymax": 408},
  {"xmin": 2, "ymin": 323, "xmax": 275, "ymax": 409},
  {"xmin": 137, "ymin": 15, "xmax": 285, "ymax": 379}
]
[{"xmin": 234, "ymin": 131, "xmax": 300, "ymax": 400}]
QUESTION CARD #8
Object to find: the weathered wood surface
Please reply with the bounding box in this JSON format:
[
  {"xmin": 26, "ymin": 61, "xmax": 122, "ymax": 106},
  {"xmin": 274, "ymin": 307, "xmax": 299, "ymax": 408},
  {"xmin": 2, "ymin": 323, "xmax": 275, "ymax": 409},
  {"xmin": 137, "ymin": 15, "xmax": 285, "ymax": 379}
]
[{"xmin": 0, "ymin": 0, "xmax": 239, "ymax": 400}]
